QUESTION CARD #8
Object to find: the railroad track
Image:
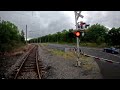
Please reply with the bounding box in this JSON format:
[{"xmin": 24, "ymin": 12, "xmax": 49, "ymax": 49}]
[{"xmin": 14, "ymin": 45, "xmax": 44, "ymax": 79}]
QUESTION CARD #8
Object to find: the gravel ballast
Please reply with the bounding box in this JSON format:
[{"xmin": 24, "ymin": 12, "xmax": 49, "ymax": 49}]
[{"xmin": 0, "ymin": 44, "xmax": 33, "ymax": 79}]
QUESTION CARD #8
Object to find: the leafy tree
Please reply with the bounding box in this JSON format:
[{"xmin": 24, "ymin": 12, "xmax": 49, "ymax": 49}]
[
  {"xmin": 0, "ymin": 20, "xmax": 25, "ymax": 53},
  {"xmin": 106, "ymin": 27, "xmax": 120, "ymax": 47},
  {"xmin": 20, "ymin": 30, "xmax": 25, "ymax": 43},
  {"xmin": 83, "ymin": 24, "xmax": 108, "ymax": 44}
]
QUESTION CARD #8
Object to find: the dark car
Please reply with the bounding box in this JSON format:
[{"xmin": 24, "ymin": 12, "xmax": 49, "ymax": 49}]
[{"xmin": 103, "ymin": 47, "xmax": 119, "ymax": 54}]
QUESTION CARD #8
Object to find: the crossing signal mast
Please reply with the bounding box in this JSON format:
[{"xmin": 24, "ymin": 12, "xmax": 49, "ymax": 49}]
[{"xmin": 74, "ymin": 11, "xmax": 90, "ymax": 67}]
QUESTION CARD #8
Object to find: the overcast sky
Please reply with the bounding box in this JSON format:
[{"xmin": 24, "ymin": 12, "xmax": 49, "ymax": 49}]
[{"xmin": 0, "ymin": 11, "xmax": 120, "ymax": 40}]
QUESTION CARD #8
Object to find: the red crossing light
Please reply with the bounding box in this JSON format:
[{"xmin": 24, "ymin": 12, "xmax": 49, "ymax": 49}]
[{"xmin": 75, "ymin": 31, "xmax": 80, "ymax": 37}]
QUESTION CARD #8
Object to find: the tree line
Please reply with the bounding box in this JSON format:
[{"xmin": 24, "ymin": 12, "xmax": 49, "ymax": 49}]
[
  {"xmin": 0, "ymin": 20, "xmax": 25, "ymax": 54},
  {"xmin": 1, "ymin": 19, "xmax": 119, "ymax": 54},
  {"xmin": 29, "ymin": 23, "xmax": 120, "ymax": 48}
]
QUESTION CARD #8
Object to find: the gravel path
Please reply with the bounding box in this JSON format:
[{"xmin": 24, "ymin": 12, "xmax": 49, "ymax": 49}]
[
  {"xmin": 0, "ymin": 56, "xmax": 20, "ymax": 79},
  {"xmin": 17, "ymin": 72, "xmax": 38, "ymax": 79},
  {"xmin": 38, "ymin": 44, "xmax": 102, "ymax": 79},
  {"xmin": 4, "ymin": 51, "xmax": 30, "ymax": 79}
]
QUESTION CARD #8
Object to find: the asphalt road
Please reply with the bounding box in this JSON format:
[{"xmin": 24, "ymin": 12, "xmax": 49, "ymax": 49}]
[{"xmin": 47, "ymin": 43, "xmax": 120, "ymax": 79}]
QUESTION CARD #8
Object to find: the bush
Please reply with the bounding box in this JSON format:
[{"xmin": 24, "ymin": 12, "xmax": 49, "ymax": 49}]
[{"xmin": 0, "ymin": 20, "xmax": 25, "ymax": 54}]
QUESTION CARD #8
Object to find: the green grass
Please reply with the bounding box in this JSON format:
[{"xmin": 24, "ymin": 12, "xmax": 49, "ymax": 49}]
[
  {"xmin": 48, "ymin": 48, "xmax": 76, "ymax": 59},
  {"xmin": 50, "ymin": 42, "xmax": 70, "ymax": 44},
  {"xmin": 80, "ymin": 43, "xmax": 107, "ymax": 48},
  {"xmin": 53, "ymin": 42, "xmax": 107, "ymax": 48},
  {"xmin": 49, "ymin": 42, "xmax": 76, "ymax": 46},
  {"xmin": 51, "ymin": 42, "xmax": 107, "ymax": 48},
  {"xmin": 40, "ymin": 43, "xmax": 48, "ymax": 46},
  {"xmin": 40, "ymin": 42, "xmax": 108, "ymax": 49},
  {"xmin": 79, "ymin": 55, "xmax": 95, "ymax": 71}
]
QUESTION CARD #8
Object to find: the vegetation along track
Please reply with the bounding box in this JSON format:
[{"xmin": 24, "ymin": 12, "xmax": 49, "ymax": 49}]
[{"xmin": 14, "ymin": 45, "xmax": 45, "ymax": 79}]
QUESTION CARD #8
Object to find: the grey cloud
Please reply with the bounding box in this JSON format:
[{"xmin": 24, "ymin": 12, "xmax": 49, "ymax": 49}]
[
  {"xmin": 0, "ymin": 11, "xmax": 73, "ymax": 39},
  {"xmin": 1, "ymin": 11, "xmax": 120, "ymax": 39},
  {"xmin": 84, "ymin": 11, "xmax": 120, "ymax": 28}
]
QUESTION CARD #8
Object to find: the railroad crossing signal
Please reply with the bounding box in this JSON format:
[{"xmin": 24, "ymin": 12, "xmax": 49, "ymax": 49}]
[
  {"xmin": 74, "ymin": 11, "xmax": 84, "ymax": 67},
  {"xmin": 78, "ymin": 21, "xmax": 90, "ymax": 30}
]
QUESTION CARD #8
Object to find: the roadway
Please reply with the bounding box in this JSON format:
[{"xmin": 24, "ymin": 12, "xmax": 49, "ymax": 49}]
[{"xmin": 47, "ymin": 43, "xmax": 120, "ymax": 79}]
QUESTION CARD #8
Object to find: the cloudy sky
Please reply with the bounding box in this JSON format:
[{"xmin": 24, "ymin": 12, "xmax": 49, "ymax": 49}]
[{"xmin": 0, "ymin": 11, "xmax": 120, "ymax": 40}]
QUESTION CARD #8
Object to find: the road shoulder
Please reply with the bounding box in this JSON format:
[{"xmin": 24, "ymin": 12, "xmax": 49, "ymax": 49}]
[{"xmin": 38, "ymin": 44, "xmax": 103, "ymax": 79}]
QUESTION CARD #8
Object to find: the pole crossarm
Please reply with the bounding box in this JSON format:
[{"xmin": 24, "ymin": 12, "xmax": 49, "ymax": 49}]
[{"xmin": 74, "ymin": 11, "xmax": 84, "ymax": 21}]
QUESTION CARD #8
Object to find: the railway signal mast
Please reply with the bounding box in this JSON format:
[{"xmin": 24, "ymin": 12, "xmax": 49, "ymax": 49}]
[{"xmin": 74, "ymin": 11, "xmax": 84, "ymax": 67}]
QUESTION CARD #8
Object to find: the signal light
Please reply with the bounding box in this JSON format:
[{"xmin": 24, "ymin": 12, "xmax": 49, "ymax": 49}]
[
  {"xmin": 78, "ymin": 21, "xmax": 90, "ymax": 29},
  {"xmin": 75, "ymin": 31, "xmax": 81, "ymax": 37},
  {"xmin": 69, "ymin": 31, "xmax": 81, "ymax": 38}
]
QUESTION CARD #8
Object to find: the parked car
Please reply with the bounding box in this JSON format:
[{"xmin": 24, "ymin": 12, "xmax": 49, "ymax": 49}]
[{"xmin": 103, "ymin": 47, "xmax": 119, "ymax": 54}]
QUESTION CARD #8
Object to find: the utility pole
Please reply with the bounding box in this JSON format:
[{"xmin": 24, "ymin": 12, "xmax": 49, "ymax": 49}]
[
  {"xmin": 57, "ymin": 35, "xmax": 58, "ymax": 43},
  {"xmin": 38, "ymin": 38, "xmax": 39, "ymax": 43},
  {"xmin": 37, "ymin": 37, "xmax": 38, "ymax": 43},
  {"xmin": 26, "ymin": 25, "xmax": 27, "ymax": 44},
  {"xmin": 74, "ymin": 11, "xmax": 84, "ymax": 67},
  {"xmin": 48, "ymin": 37, "xmax": 49, "ymax": 43}
]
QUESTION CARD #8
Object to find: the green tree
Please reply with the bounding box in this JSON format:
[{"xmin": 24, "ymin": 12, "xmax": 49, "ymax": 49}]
[
  {"xmin": 20, "ymin": 30, "xmax": 25, "ymax": 43},
  {"xmin": 0, "ymin": 20, "xmax": 24, "ymax": 53},
  {"xmin": 83, "ymin": 23, "xmax": 108, "ymax": 44},
  {"xmin": 106, "ymin": 27, "xmax": 120, "ymax": 47}
]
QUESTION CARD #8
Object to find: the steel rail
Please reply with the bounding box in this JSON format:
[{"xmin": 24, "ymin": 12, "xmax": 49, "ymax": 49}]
[
  {"xmin": 14, "ymin": 45, "xmax": 40, "ymax": 79},
  {"xmin": 35, "ymin": 45, "xmax": 41, "ymax": 79}
]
